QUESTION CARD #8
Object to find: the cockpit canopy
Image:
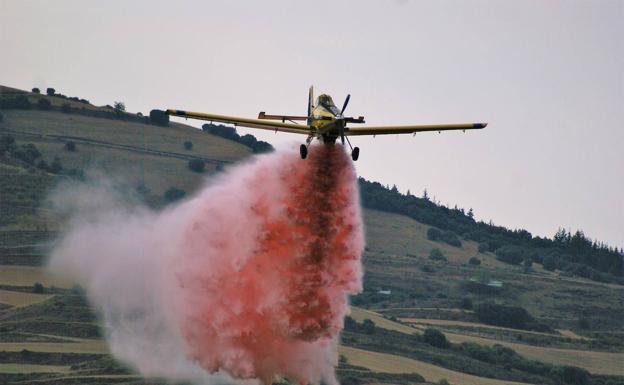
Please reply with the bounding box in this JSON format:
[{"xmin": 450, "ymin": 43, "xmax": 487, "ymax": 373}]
[{"xmin": 315, "ymin": 94, "xmax": 340, "ymax": 115}]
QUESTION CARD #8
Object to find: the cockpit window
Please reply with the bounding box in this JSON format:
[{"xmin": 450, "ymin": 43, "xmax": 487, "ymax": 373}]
[{"xmin": 316, "ymin": 94, "xmax": 339, "ymax": 113}]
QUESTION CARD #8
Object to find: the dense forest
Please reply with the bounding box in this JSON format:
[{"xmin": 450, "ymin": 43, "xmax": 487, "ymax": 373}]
[{"xmin": 358, "ymin": 179, "xmax": 623, "ymax": 283}]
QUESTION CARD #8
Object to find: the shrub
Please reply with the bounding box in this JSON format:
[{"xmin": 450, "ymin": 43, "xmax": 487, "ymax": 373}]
[
  {"xmin": 65, "ymin": 141, "xmax": 76, "ymax": 152},
  {"xmin": 0, "ymin": 111, "xmax": 3, "ymax": 123},
  {"xmin": 362, "ymin": 319, "xmax": 376, "ymax": 334},
  {"xmin": 164, "ymin": 187, "xmax": 186, "ymax": 203},
  {"xmin": 46, "ymin": 87, "xmax": 55, "ymax": 96},
  {"xmin": 36, "ymin": 159, "xmax": 49, "ymax": 171},
  {"xmin": 440, "ymin": 231, "xmax": 462, "ymax": 247},
  {"xmin": 32, "ymin": 88, "xmax": 40, "ymax": 94},
  {"xmin": 428, "ymin": 248, "xmax": 446, "ymax": 261},
  {"xmin": 32, "ymin": 282, "xmax": 45, "ymax": 293},
  {"xmin": 0, "ymin": 95, "xmax": 32, "ymax": 110},
  {"xmin": 12, "ymin": 143, "xmax": 41, "ymax": 164},
  {"xmin": 474, "ymin": 303, "xmax": 535, "ymax": 330},
  {"xmin": 542, "ymin": 255, "xmax": 558, "ymax": 271},
  {"xmin": 149, "ymin": 109, "xmax": 169, "ymax": 126},
  {"xmin": 468, "ymin": 256, "xmax": 481, "ymax": 265},
  {"xmin": 187, "ymin": 159, "xmax": 205, "ymax": 173},
  {"xmin": 495, "ymin": 245, "xmax": 526, "ymax": 265},
  {"xmin": 60, "ymin": 103, "xmax": 71, "ymax": 113},
  {"xmin": 478, "ymin": 242, "xmax": 489, "ymax": 253},
  {"xmin": 37, "ymin": 98, "xmax": 52, "ymax": 110},
  {"xmin": 423, "ymin": 328, "xmax": 449, "ymax": 348},
  {"xmin": 551, "ymin": 365, "xmax": 590, "ymax": 385},
  {"xmin": 49, "ymin": 157, "xmax": 63, "ymax": 174},
  {"xmin": 459, "ymin": 297, "xmax": 473, "ymax": 310},
  {"xmin": 183, "ymin": 141, "xmax": 193, "ymax": 150},
  {"xmin": 427, "ymin": 227, "xmax": 441, "ymax": 241}
]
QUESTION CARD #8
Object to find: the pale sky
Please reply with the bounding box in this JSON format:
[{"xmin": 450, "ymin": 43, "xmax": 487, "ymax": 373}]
[{"xmin": 1, "ymin": 0, "xmax": 622, "ymax": 248}]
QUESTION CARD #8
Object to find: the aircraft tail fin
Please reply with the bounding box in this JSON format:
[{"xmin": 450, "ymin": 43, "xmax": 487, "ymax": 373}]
[{"xmin": 308, "ymin": 85, "xmax": 314, "ymax": 117}]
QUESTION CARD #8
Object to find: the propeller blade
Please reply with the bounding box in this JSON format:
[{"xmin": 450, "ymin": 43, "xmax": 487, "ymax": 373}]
[{"xmin": 340, "ymin": 94, "xmax": 351, "ymax": 116}]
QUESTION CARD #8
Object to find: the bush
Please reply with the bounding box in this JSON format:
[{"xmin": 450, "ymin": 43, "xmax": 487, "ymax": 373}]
[
  {"xmin": 551, "ymin": 365, "xmax": 590, "ymax": 385},
  {"xmin": 474, "ymin": 303, "xmax": 536, "ymax": 330},
  {"xmin": 187, "ymin": 159, "xmax": 205, "ymax": 173},
  {"xmin": 362, "ymin": 319, "xmax": 376, "ymax": 334},
  {"xmin": 440, "ymin": 231, "xmax": 462, "ymax": 247},
  {"xmin": 65, "ymin": 141, "xmax": 76, "ymax": 152},
  {"xmin": 428, "ymin": 248, "xmax": 446, "ymax": 261},
  {"xmin": 468, "ymin": 256, "xmax": 481, "ymax": 265},
  {"xmin": 495, "ymin": 245, "xmax": 526, "ymax": 265},
  {"xmin": 478, "ymin": 242, "xmax": 489, "ymax": 253},
  {"xmin": 0, "ymin": 95, "xmax": 31, "ymax": 110},
  {"xmin": 32, "ymin": 88, "xmax": 40, "ymax": 94},
  {"xmin": 32, "ymin": 282, "xmax": 45, "ymax": 293},
  {"xmin": 542, "ymin": 255, "xmax": 558, "ymax": 271},
  {"xmin": 459, "ymin": 297, "xmax": 473, "ymax": 310},
  {"xmin": 0, "ymin": 111, "xmax": 3, "ymax": 123},
  {"xmin": 60, "ymin": 103, "xmax": 71, "ymax": 113},
  {"xmin": 149, "ymin": 109, "xmax": 169, "ymax": 126},
  {"xmin": 49, "ymin": 157, "xmax": 63, "ymax": 174},
  {"xmin": 37, "ymin": 98, "xmax": 52, "ymax": 110},
  {"xmin": 423, "ymin": 328, "xmax": 450, "ymax": 348},
  {"xmin": 427, "ymin": 227, "xmax": 442, "ymax": 241},
  {"xmin": 12, "ymin": 143, "xmax": 41, "ymax": 164},
  {"xmin": 183, "ymin": 141, "xmax": 193, "ymax": 150},
  {"xmin": 46, "ymin": 88, "xmax": 55, "ymax": 96},
  {"xmin": 36, "ymin": 159, "xmax": 49, "ymax": 171},
  {"xmin": 164, "ymin": 187, "xmax": 186, "ymax": 203}
]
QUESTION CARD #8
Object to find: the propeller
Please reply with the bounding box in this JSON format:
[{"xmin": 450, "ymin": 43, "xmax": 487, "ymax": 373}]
[{"xmin": 339, "ymin": 94, "xmax": 350, "ymax": 144}]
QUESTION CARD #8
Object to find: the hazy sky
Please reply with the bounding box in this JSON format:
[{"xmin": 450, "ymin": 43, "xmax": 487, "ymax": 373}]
[{"xmin": 1, "ymin": 0, "xmax": 622, "ymax": 247}]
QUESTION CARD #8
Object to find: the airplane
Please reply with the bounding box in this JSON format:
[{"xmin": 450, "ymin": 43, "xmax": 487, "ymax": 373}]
[{"xmin": 165, "ymin": 86, "xmax": 487, "ymax": 161}]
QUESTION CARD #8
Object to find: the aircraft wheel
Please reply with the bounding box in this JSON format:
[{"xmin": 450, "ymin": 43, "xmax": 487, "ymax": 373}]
[
  {"xmin": 351, "ymin": 147, "xmax": 360, "ymax": 161},
  {"xmin": 300, "ymin": 144, "xmax": 308, "ymax": 159}
]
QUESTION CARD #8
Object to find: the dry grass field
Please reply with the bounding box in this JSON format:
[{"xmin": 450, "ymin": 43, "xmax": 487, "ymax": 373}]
[
  {"xmin": 0, "ymin": 266, "xmax": 73, "ymax": 288},
  {"xmin": 0, "ymin": 363, "xmax": 71, "ymax": 373},
  {"xmin": 0, "ymin": 289, "xmax": 54, "ymax": 307},
  {"xmin": 339, "ymin": 346, "xmax": 532, "ymax": 385}
]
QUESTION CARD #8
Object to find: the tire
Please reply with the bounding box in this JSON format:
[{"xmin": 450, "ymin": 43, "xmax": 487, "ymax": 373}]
[
  {"xmin": 351, "ymin": 147, "xmax": 360, "ymax": 161},
  {"xmin": 300, "ymin": 144, "xmax": 308, "ymax": 159}
]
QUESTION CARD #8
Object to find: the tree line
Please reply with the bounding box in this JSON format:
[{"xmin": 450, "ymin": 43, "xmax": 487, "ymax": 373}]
[{"xmin": 358, "ymin": 178, "xmax": 623, "ymax": 281}]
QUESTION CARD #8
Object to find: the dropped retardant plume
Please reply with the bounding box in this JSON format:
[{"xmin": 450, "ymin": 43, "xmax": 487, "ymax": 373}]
[{"xmin": 49, "ymin": 145, "xmax": 365, "ymax": 385}]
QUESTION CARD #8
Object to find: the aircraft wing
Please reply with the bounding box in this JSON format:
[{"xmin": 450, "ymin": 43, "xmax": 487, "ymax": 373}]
[
  {"xmin": 166, "ymin": 109, "xmax": 312, "ymax": 135},
  {"xmin": 345, "ymin": 122, "xmax": 487, "ymax": 136}
]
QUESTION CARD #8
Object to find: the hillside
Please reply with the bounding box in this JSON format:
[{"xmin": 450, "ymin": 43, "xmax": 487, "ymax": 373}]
[{"xmin": 1, "ymin": 85, "xmax": 623, "ymax": 385}]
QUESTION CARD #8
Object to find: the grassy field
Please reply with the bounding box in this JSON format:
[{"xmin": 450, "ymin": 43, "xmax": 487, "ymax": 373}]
[
  {"xmin": 340, "ymin": 346, "xmax": 532, "ymax": 385},
  {"xmin": 0, "ymin": 289, "xmax": 54, "ymax": 307},
  {"xmin": 0, "ymin": 363, "xmax": 71, "ymax": 373}
]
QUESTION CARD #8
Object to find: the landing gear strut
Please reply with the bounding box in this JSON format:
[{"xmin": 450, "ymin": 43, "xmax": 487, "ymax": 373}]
[
  {"xmin": 300, "ymin": 144, "xmax": 308, "ymax": 159},
  {"xmin": 351, "ymin": 147, "xmax": 360, "ymax": 161}
]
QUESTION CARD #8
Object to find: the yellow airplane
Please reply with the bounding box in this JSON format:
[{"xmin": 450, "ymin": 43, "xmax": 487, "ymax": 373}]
[{"xmin": 166, "ymin": 86, "xmax": 486, "ymax": 161}]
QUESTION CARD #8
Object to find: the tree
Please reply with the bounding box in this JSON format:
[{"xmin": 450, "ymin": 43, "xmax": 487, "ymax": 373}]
[
  {"xmin": 187, "ymin": 159, "xmax": 205, "ymax": 173},
  {"xmin": 459, "ymin": 297, "xmax": 473, "ymax": 310},
  {"xmin": 31, "ymin": 88, "xmax": 40, "ymax": 94},
  {"xmin": 164, "ymin": 187, "xmax": 186, "ymax": 203},
  {"xmin": 429, "ymin": 248, "xmax": 446, "ymax": 261},
  {"xmin": 114, "ymin": 101, "xmax": 126, "ymax": 116},
  {"xmin": 427, "ymin": 227, "xmax": 442, "ymax": 241},
  {"xmin": 46, "ymin": 88, "xmax": 55, "ymax": 96},
  {"xmin": 362, "ymin": 319, "xmax": 376, "ymax": 334},
  {"xmin": 523, "ymin": 258, "xmax": 533, "ymax": 273},
  {"xmin": 183, "ymin": 141, "xmax": 193, "ymax": 150},
  {"xmin": 478, "ymin": 242, "xmax": 489, "ymax": 253},
  {"xmin": 541, "ymin": 255, "xmax": 558, "ymax": 271},
  {"xmin": 467, "ymin": 208, "xmax": 474, "ymax": 219},
  {"xmin": 65, "ymin": 141, "xmax": 76, "ymax": 152},
  {"xmin": 422, "ymin": 188, "xmax": 430, "ymax": 201},
  {"xmin": 37, "ymin": 98, "xmax": 52, "ymax": 110},
  {"xmin": 468, "ymin": 256, "xmax": 481, "ymax": 266},
  {"xmin": 32, "ymin": 282, "xmax": 45, "ymax": 294},
  {"xmin": 149, "ymin": 109, "xmax": 169, "ymax": 126},
  {"xmin": 423, "ymin": 328, "xmax": 450, "ymax": 348}
]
